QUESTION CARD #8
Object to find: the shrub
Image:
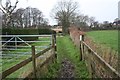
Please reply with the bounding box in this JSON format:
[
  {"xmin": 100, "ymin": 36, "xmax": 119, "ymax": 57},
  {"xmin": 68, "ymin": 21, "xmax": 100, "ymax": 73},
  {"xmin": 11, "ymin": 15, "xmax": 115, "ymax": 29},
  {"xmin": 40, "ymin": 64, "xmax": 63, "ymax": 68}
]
[
  {"xmin": 2, "ymin": 28, "xmax": 39, "ymax": 45},
  {"xmin": 2, "ymin": 28, "xmax": 56, "ymax": 46},
  {"xmin": 2, "ymin": 28, "xmax": 39, "ymax": 35},
  {"xmin": 38, "ymin": 28, "xmax": 56, "ymax": 35}
]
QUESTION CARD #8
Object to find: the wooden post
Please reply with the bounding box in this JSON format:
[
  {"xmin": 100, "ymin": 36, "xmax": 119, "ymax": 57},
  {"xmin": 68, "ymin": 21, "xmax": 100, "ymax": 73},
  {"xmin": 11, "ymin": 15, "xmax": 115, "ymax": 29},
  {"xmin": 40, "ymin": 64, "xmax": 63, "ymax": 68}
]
[
  {"xmin": 32, "ymin": 46, "xmax": 36, "ymax": 78},
  {"xmin": 52, "ymin": 34, "xmax": 55, "ymax": 50},
  {"xmin": 54, "ymin": 34, "xmax": 57, "ymax": 59},
  {"xmin": 54, "ymin": 34, "xmax": 57, "ymax": 52},
  {"xmin": 52, "ymin": 34, "xmax": 57, "ymax": 59},
  {"xmin": 87, "ymin": 49, "xmax": 94, "ymax": 78},
  {"xmin": 80, "ymin": 43, "xmax": 82, "ymax": 61},
  {"xmin": 80, "ymin": 35, "xmax": 84, "ymax": 61}
]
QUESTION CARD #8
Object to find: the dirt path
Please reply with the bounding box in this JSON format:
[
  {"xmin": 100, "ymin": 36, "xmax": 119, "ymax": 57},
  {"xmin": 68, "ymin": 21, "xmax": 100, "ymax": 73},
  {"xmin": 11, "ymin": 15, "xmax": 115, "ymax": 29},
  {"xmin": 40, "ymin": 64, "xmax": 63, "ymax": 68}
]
[
  {"xmin": 56, "ymin": 36, "xmax": 89, "ymax": 78},
  {"xmin": 58, "ymin": 58, "xmax": 75, "ymax": 78}
]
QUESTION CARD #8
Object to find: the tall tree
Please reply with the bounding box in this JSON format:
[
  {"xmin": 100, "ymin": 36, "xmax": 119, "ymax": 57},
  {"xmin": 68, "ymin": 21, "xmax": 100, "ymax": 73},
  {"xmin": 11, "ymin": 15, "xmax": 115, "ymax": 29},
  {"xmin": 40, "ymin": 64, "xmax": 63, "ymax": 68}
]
[
  {"xmin": 31, "ymin": 8, "xmax": 43, "ymax": 28},
  {"xmin": 0, "ymin": 0, "xmax": 19, "ymax": 27},
  {"xmin": 19, "ymin": 7, "xmax": 47, "ymax": 28},
  {"xmin": 73, "ymin": 14, "xmax": 90, "ymax": 28},
  {"xmin": 15, "ymin": 8, "xmax": 25, "ymax": 28},
  {"xmin": 23, "ymin": 7, "xmax": 31, "ymax": 28},
  {"xmin": 89, "ymin": 17, "xmax": 95, "ymax": 28},
  {"xmin": 51, "ymin": 0, "xmax": 79, "ymax": 34}
]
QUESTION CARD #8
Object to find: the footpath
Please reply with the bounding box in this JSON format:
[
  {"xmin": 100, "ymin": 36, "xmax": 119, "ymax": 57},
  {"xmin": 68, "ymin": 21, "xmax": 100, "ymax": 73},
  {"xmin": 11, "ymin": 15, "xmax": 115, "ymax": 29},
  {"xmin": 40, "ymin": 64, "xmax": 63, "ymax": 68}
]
[{"xmin": 56, "ymin": 36, "xmax": 89, "ymax": 78}]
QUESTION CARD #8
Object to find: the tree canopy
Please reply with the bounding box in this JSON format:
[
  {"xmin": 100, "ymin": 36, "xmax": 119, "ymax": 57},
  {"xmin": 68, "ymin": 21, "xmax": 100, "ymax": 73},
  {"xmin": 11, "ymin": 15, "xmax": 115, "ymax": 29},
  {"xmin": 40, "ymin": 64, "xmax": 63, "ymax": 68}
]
[{"xmin": 51, "ymin": 0, "xmax": 80, "ymax": 34}]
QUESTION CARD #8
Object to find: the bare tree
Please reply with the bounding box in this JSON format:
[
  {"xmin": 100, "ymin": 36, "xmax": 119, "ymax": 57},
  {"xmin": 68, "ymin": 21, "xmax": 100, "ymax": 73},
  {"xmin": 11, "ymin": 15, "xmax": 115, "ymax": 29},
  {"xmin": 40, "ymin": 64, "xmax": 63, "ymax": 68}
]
[
  {"xmin": 21, "ymin": 7, "xmax": 47, "ymax": 28},
  {"xmin": 70, "ymin": 14, "xmax": 92, "ymax": 29},
  {"xmin": 0, "ymin": 0, "xmax": 19, "ymax": 27},
  {"xmin": 51, "ymin": 0, "xmax": 79, "ymax": 34},
  {"xmin": 15, "ymin": 8, "xmax": 25, "ymax": 28},
  {"xmin": 23, "ymin": 7, "xmax": 31, "ymax": 28},
  {"xmin": 8, "ymin": 8, "xmax": 25, "ymax": 28},
  {"xmin": 93, "ymin": 21, "xmax": 99, "ymax": 28},
  {"xmin": 0, "ymin": 0, "xmax": 49, "ymax": 29},
  {"xmin": 89, "ymin": 17, "xmax": 95, "ymax": 28},
  {"xmin": 31, "ymin": 8, "xmax": 43, "ymax": 28}
]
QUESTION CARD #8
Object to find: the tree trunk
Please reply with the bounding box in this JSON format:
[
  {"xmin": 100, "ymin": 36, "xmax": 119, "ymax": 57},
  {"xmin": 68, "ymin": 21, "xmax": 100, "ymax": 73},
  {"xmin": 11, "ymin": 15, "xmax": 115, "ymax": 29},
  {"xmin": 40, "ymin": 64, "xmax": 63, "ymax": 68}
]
[{"xmin": 62, "ymin": 19, "xmax": 70, "ymax": 35}]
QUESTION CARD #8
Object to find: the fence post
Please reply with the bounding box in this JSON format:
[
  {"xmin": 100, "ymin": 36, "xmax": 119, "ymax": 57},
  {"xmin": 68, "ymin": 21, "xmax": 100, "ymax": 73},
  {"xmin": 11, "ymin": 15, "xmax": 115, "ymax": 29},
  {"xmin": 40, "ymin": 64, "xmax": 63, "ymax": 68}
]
[
  {"xmin": 52, "ymin": 34, "xmax": 57, "ymax": 59},
  {"xmin": 79, "ymin": 35, "xmax": 84, "ymax": 61},
  {"xmin": 87, "ymin": 49, "xmax": 94, "ymax": 78},
  {"xmin": 31, "ymin": 46, "xmax": 37, "ymax": 78},
  {"xmin": 54, "ymin": 34, "xmax": 57, "ymax": 52}
]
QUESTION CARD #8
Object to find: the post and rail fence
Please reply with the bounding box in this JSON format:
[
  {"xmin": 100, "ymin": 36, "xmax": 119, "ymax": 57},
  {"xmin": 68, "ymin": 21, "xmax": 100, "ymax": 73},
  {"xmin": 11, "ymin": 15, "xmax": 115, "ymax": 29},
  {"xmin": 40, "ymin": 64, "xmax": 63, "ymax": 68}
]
[
  {"xmin": 69, "ymin": 26, "xmax": 120, "ymax": 78},
  {"xmin": 0, "ymin": 34, "xmax": 57, "ymax": 79},
  {"xmin": 79, "ymin": 35, "xmax": 120, "ymax": 78}
]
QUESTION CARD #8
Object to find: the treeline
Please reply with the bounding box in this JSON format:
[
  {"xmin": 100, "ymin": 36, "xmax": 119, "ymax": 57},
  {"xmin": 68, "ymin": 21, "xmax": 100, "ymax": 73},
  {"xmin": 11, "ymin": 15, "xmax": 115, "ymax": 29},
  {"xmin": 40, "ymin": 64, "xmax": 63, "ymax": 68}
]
[
  {"xmin": 87, "ymin": 21, "xmax": 118, "ymax": 31},
  {"xmin": 0, "ymin": 0, "xmax": 50, "ymax": 28},
  {"xmin": 51, "ymin": 0, "xmax": 118, "ymax": 34},
  {"xmin": 69, "ymin": 16, "xmax": 118, "ymax": 31},
  {"xmin": 2, "ymin": 7, "xmax": 49, "ymax": 28},
  {"xmin": 0, "ymin": 0, "xmax": 118, "ymax": 32},
  {"xmin": 70, "ymin": 18, "xmax": 119, "ymax": 31}
]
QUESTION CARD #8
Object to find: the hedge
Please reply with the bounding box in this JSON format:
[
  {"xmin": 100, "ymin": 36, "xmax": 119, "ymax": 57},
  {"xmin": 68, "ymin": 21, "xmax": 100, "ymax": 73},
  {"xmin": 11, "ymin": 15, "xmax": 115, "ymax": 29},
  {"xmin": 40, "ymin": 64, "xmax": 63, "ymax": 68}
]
[
  {"xmin": 38, "ymin": 28, "xmax": 56, "ymax": 35},
  {"xmin": 2, "ymin": 28, "xmax": 56, "ymax": 35},
  {"xmin": 2, "ymin": 28, "xmax": 56, "ymax": 46}
]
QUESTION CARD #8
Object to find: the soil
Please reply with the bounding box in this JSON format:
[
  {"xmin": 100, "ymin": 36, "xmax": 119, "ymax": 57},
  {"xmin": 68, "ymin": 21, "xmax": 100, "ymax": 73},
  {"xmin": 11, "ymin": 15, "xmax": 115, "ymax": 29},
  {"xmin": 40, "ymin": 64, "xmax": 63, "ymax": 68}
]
[{"xmin": 58, "ymin": 58, "xmax": 75, "ymax": 78}]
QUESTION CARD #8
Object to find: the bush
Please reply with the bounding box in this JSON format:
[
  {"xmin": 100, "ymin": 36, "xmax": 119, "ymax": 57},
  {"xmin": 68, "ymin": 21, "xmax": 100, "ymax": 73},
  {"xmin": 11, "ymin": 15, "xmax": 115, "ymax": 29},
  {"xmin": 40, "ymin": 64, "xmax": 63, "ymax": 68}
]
[
  {"xmin": 2, "ymin": 28, "xmax": 56, "ymax": 45},
  {"xmin": 2, "ymin": 28, "xmax": 39, "ymax": 45},
  {"xmin": 2, "ymin": 28, "xmax": 39, "ymax": 35},
  {"xmin": 38, "ymin": 28, "xmax": 56, "ymax": 35},
  {"xmin": 2, "ymin": 28, "xmax": 56, "ymax": 35}
]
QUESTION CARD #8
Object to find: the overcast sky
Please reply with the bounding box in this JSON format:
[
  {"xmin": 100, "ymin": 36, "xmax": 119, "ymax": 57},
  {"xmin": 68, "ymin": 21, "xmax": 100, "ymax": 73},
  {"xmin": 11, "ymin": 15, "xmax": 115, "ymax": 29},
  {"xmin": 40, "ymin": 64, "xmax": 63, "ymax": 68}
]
[{"xmin": 4, "ymin": 0, "xmax": 120, "ymax": 25}]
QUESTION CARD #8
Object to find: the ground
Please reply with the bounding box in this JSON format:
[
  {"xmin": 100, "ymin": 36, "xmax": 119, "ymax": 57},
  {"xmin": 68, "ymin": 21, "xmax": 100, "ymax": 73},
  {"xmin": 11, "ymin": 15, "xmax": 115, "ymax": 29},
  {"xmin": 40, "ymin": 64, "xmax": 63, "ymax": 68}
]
[{"xmin": 45, "ymin": 35, "xmax": 89, "ymax": 78}]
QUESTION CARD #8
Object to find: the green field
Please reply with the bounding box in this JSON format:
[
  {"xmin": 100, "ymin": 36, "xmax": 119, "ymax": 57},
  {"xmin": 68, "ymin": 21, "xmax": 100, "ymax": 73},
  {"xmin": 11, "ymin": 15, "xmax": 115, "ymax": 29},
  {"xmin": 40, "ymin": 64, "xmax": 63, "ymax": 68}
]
[{"xmin": 87, "ymin": 30, "xmax": 118, "ymax": 51}]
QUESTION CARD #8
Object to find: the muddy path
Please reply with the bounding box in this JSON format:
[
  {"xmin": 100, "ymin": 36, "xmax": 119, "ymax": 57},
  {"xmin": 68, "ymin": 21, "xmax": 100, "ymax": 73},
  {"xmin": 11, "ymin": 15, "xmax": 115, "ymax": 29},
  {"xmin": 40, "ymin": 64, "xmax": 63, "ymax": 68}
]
[{"xmin": 58, "ymin": 58, "xmax": 75, "ymax": 78}]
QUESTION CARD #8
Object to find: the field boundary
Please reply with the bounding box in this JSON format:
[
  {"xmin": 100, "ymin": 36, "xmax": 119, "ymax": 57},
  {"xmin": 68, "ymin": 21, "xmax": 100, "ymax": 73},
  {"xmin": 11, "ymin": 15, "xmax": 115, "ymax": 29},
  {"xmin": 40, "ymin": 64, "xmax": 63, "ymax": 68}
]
[
  {"xmin": 69, "ymin": 27, "xmax": 120, "ymax": 78},
  {"xmin": 84, "ymin": 36, "xmax": 118, "ymax": 70},
  {"xmin": 81, "ymin": 41, "xmax": 120, "ymax": 78},
  {"xmin": 0, "ymin": 34, "xmax": 57, "ymax": 79}
]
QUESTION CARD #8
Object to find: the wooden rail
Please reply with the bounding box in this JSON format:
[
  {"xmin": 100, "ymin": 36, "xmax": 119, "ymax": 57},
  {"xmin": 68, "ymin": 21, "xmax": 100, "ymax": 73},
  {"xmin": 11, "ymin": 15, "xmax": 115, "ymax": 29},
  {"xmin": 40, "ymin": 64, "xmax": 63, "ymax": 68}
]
[
  {"xmin": 1, "ymin": 46, "xmax": 52, "ymax": 79},
  {"xmin": 0, "ymin": 34, "xmax": 56, "ymax": 79},
  {"xmin": 79, "ymin": 34, "xmax": 120, "ymax": 78},
  {"xmin": 68, "ymin": 27, "xmax": 119, "ymax": 78},
  {"xmin": 81, "ymin": 41, "xmax": 120, "ymax": 78}
]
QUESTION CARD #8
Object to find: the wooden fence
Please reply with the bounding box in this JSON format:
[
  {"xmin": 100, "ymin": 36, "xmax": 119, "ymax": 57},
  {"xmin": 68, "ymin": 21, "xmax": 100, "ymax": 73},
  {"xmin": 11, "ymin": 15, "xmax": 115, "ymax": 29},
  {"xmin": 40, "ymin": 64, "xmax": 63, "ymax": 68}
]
[
  {"xmin": 84, "ymin": 36, "xmax": 118, "ymax": 70},
  {"xmin": 0, "ymin": 34, "xmax": 57, "ymax": 79},
  {"xmin": 69, "ymin": 27, "xmax": 120, "ymax": 78},
  {"xmin": 79, "ymin": 35, "xmax": 120, "ymax": 78}
]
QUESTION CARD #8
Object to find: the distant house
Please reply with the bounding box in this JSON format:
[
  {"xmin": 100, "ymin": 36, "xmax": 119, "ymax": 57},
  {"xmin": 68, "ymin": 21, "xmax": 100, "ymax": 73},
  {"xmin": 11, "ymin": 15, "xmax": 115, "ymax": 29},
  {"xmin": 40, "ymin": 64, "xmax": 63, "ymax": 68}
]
[
  {"xmin": 51, "ymin": 26, "xmax": 62, "ymax": 33},
  {"xmin": 113, "ymin": 20, "xmax": 120, "ymax": 25}
]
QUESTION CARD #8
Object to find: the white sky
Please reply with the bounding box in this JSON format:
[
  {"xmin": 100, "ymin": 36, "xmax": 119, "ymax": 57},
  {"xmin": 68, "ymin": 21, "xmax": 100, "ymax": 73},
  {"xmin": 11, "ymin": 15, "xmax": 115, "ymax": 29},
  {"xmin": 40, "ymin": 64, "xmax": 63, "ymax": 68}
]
[{"xmin": 5, "ymin": 0, "xmax": 120, "ymax": 25}]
